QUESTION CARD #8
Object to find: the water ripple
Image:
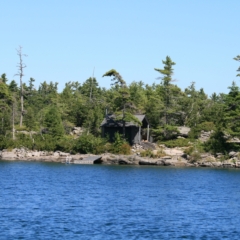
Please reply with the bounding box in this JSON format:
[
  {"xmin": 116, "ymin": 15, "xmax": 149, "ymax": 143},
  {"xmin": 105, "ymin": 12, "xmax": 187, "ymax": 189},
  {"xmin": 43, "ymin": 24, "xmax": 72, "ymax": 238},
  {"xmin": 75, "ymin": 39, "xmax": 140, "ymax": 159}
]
[{"xmin": 1, "ymin": 162, "xmax": 240, "ymax": 239}]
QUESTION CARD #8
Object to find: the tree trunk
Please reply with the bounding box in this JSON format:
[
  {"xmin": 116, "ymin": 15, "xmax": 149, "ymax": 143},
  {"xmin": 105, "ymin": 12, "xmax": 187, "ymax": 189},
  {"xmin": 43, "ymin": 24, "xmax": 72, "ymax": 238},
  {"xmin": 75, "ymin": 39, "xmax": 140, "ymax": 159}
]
[
  {"xmin": 16, "ymin": 46, "xmax": 27, "ymax": 127},
  {"xmin": 20, "ymin": 85, "xmax": 24, "ymax": 127},
  {"xmin": 122, "ymin": 104, "xmax": 126, "ymax": 139},
  {"xmin": 12, "ymin": 102, "xmax": 15, "ymax": 140}
]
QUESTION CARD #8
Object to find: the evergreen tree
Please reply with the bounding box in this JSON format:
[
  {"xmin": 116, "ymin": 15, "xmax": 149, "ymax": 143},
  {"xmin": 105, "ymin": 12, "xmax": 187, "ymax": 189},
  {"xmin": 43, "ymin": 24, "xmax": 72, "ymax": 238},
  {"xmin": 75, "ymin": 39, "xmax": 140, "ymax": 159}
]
[
  {"xmin": 0, "ymin": 80, "xmax": 12, "ymax": 135},
  {"xmin": 154, "ymin": 56, "xmax": 182, "ymax": 139},
  {"xmin": 103, "ymin": 69, "xmax": 141, "ymax": 138},
  {"xmin": 233, "ymin": 55, "xmax": 240, "ymax": 77},
  {"xmin": 154, "ymin": 56, "xmax": 176, "ymax": 125},
  {"xmin": 44, "ymin": 107, "xmax": 64, "ymax": 139},
  {"xmin": 224, "ymin": 81, "xmax": 240, "ymax": 137}
]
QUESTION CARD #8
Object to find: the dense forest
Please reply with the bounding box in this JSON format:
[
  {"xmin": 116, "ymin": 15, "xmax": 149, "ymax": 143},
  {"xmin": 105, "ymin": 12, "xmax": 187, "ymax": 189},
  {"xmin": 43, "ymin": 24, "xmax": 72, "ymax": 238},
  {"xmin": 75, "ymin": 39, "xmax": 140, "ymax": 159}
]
[{"xmin": 1, "ymin": 52, "xmax": 240, "ymax": 156}]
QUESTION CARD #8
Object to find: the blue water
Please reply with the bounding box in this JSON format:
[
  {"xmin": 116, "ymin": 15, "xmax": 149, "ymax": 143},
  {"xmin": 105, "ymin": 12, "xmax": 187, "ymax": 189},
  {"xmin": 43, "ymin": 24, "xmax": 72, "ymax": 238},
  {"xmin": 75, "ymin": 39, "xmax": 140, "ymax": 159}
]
[{"xmin": 1, "ymin": 161, "xmax": 240, "ymax": 239}]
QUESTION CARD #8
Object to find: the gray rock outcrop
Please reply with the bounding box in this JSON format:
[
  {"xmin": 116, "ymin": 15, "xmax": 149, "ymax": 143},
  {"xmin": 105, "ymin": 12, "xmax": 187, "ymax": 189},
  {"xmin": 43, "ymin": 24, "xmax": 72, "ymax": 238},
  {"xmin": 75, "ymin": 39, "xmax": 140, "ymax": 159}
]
[{"xmin": 177, "ymin": 126, "xmax": 191, "ymax": 137}]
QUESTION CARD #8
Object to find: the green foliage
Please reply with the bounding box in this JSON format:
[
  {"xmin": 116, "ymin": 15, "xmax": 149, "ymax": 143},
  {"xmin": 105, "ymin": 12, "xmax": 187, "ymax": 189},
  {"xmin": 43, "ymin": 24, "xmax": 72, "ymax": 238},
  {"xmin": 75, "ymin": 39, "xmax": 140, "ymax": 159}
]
[
  {"xmin": 8, "ymin": 80, "xmax": 18, "ymax": 92},
  {"xmin": 189, "ymin": 151, "xmax": 201, "ymax": 163},
  {"xmin": 2, "ymin": 55, "xmax": 240, "ymax": 155},
  {"xmin": 233, "ymin": 55, "xmax": 240, "ymax": 77},
  {"xmin": 154, "ymin": 56, "xmax": 177, "ymax": 125},
  {"xmin": 140, "ymin": 149, "xmax": 154, "ymax": 158},
  {"xmin": 152, "ymin": 125, "xmax": 179, "ymax": 140},
  {"xmin": 203, "ymin": 129, "xmax": 229, "ymax": 154},
  {"xmin": 55, "ymin": 136, "xmax": 76, "ymax": 153},
  {"xmin": 110, "ymin": 132, "xmax": 131, "ymax": 155},
  {"xmin": 74, "ymin": 133, "xmax": 106, "ymax": 154},
  {"xmin": 140, "ymin": 148, "xmax": 166, "ymax": 158},
  {"xmin": 62, "ymin": 120, "xmax": 75, "ymax": 135},
  {"xmin": 44, "ymin": 106, "xmax": 65, "ymax": 139},
  {"xmin": 184, "ymin": 142, "xmax": 204, "ymax": 163},
  {"xmin": 24, "ymin": 107, "xmax": 37, "ymax": 131},
  {"xmin": 181, "ymin": 82, "xmax": 208, "ymax": 127},
  {"xmin": 0, "ymin": 136, "xmax": 14, "ymax": 150},
  {"xmin": 223, "ymin": 81, "xmax": 240, "ymax": 137},
  {"xmin": 188, "ymin": 122, "xmax": 216, "ymax": 139},
  {"xmin": 103, "ymin": 69, "xmax": 138, "ymax": 138},
  {"xmin": 161, "ymin": 138, "xmax": 192, "ymax": 148},
  {"xmin": 0, "ymin": 133, "xmax": 54, "ymax": 151},
  {"xmin": 14, "ymin": 125, "xmax": 28, "ymax": 131},
  {"xmin": 0, "ymin": 73, "xmax": 8, "ymax": 83}
]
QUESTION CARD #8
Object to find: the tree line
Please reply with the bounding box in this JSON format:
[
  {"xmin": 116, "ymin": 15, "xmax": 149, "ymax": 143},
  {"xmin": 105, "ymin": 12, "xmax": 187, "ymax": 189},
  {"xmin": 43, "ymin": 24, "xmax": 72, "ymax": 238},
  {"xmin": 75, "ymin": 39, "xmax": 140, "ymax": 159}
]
[{"xmin": 1, "ymin": 48, "xmax": 240, "ymax": 155}]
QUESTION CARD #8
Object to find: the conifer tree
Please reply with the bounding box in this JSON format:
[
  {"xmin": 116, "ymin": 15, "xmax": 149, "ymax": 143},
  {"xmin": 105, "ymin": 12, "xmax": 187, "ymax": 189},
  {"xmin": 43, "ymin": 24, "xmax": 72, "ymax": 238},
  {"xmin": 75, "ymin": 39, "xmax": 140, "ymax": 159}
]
[
  {"xmin": 44, "ymin": 107, "xmax": 64, "ymax": 139},
  {"xmin": 154, "ymin": 56, "xmax": 176, "ymax": 125},
  {"xmin": 103, "ymin": 69, "xmax": 140, "ymax": 139},
  {"xmin": 233, "ymin": 55, "xmax": 240, "ymax": 77}
]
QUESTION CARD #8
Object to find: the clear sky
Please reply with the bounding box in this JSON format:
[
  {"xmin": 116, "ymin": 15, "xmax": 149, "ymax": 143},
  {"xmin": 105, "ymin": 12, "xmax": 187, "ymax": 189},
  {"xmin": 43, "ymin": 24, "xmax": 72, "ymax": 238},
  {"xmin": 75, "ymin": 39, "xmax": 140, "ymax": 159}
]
[{"xmin": 1, "ymin": 0, "xmax": 240, "ymax": 96}]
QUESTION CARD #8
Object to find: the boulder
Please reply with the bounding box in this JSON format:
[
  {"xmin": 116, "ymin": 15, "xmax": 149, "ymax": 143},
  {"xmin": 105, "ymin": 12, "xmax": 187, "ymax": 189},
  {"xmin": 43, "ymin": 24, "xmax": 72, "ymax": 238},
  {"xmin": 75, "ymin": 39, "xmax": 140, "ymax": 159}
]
[
  {"xmin": 199, "ymin": 130, "xmax": 213, "ymax": 142},
  {"xmin": 139, "ymin": 158, "xmax": 158, "ymax": 165},
  {"xmin": 199, "ymin": 162, "xmax": 213, "ymax": 167},
  {"xmin": 212, "ymin": 162, "xmax": 222, "ymax": 167},
  {"xmin": 229, "ymin": 151, "xmax": 237, "ymax": 158},
  {"xmin": 71, "ymin": 127, "xmax": 84, "ymax": 136},
  {"xmin": 0, "ymin": 151, "xmax": 17, "ymax": 160},
  {"xmin": 177, "ymin": 126, "xmax": 191, "ymax": 137}
]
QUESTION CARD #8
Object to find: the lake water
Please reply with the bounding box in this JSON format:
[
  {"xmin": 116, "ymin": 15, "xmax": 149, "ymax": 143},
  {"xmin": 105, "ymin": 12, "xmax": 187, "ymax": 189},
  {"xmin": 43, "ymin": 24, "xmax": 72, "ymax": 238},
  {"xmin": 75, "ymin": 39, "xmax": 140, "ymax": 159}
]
[{"xmin": 1, "ymin": 161, "xmax": 240, "ymax": 239}]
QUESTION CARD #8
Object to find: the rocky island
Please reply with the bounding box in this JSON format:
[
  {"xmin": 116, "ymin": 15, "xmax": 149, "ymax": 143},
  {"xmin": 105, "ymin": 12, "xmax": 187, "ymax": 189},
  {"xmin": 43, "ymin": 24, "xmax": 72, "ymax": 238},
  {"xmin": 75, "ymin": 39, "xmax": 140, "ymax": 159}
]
[{"xmin": 1, "ymin": 144, "xmax": 240, "ymax": 168}]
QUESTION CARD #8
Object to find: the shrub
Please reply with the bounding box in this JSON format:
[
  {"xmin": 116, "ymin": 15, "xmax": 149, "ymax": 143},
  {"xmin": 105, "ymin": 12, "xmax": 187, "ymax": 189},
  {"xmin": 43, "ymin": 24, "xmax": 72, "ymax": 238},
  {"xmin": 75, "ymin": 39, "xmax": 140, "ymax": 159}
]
[
  {"xmin": 160, "ymin": 138, "xmax": 191, "ymax": 148},
  {"xmin": 140, "ymin": 148, "xmax": 166, "ymax": 158},
  {"xmin": 140, "ymin": 149, "xmax": 153, "ymax": 158},
  {"xmin": 189, "ymin": 122, "xmax": 216, "ymax": 139},
  {"xmin": 203, "ymin": 129, "xmax": 229, "ymax": 154},
  {"xmin": 55, "ymin": 136, "xmax": 76, "ymax": 153},
  {"xmin": 73, "ymin": 133, "xmax": 106, "ymax": 154},
  {"xmin": 184, "ymin": 141, "xmax": 205, "ymax": 163},
  {"xmin": 184, "ymin": 141, "xmax": 204, "ymax": 155},
  {"xmin": 14, "ymin": 125, "xmax": 28, "ymax": 131},
  {"xmin": 0, "ymin": 135, "xmax": 14, "ymax": 150},
  {"xmin": 152, "ymin": 125, "xmax": 179, "ymax": 141},
  {"xmin": 110, "ymin": 133, "xmax": 131, "ymax": 155},
  {"xmin": 189, "ymin": 151, "xmax": 201, "ymax": 163},
  {"xmin": 115, "ymin": 143, "xmax": 131, "ymax": 155}
]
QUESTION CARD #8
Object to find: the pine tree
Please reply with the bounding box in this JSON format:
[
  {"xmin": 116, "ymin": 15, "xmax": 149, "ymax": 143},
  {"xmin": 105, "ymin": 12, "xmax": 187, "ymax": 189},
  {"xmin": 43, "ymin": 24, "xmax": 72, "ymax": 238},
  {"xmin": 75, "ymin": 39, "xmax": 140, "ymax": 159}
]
[
  {"xmin": 103, "ymin": 69, "xmax": 141, "ymax": 138},
  {"xmin": 154, "ymin": 56, "xmax": 176, "ymax": 125},
  {"xmin": 44, "ymin": 107, "xmax": 65, "ymax": 139},
  {"xmin": 233, "ymin": 55, "xmax": 240, "ymax": 77}
]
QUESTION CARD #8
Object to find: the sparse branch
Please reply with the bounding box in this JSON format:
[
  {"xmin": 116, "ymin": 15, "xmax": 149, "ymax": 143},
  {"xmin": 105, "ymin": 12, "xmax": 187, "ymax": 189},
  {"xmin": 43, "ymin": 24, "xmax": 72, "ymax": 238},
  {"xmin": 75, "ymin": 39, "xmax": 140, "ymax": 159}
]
[
  {"xmin": 103, "ymin": 69, "xmax": 126, "ymax": 86},
  {"xmin": 233, "ymin": 55, "xmax": 240, "ymax": 77}
]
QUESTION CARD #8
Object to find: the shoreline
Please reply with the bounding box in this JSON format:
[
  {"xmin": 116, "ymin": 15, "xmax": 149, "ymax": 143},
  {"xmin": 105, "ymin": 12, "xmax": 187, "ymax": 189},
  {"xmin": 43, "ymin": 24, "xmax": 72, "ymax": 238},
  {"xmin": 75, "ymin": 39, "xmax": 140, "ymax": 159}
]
[{"xmin": 1, "ymin": 149, "xmax": 240, "ymax": 169}]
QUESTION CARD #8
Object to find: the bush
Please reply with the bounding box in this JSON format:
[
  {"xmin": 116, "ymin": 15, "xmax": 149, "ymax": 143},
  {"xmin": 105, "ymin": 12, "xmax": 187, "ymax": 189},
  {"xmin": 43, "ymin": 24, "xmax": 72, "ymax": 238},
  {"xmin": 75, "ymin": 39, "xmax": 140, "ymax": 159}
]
[
  {"xmin": 109, "ymin": 133, "xmax": 131, "ymax": 155},
  {"xmin": 74, "ymin": 133, "xmax": 106, "ymax": 154},
  {"xmin": 55, "ymin": 136, "xmax": 76, "ymax": 153},
  {"xmin": 140, "ymin": 149, "xmax": 153, "ymax": 158},
  {"xmin": 189, "ymin": 122, "xmax": 216, "ymax": 139},
  {"xmin": 140, "ymin": 148, "xmax": 166, "ymax": 158},
  {"xmin": 189, "ymin": 151, "xmax": 201, "ymax": 163},
  {"xmin": 0, "ymin": 135, "xmax": 14, "ymax": 150},
  {"xmin": 203, "ymin": 129, "xmax": 229, "ymax": 154},
  {"xmin": 152, "ymin": 125, "xmax": 179, "ymax": 141},
  {"xmin": 0, "ymin": 133, "xmax": 57, "ymax": 151},
  {"xmin": 14, "ymin": 125, "xmax": 28, "ymax": 131},
  {"xmin": 160, "ymin": 138, "xmax": 191, "ymax": 148}
]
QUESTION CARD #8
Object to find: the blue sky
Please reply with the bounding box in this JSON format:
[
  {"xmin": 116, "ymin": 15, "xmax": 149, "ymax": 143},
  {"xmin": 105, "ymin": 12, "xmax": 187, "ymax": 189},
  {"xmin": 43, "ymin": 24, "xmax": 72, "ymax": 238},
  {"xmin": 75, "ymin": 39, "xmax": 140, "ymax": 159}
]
[{"xmin": 1, "ymin": 0, "xmax": 240, "ymax": 95}]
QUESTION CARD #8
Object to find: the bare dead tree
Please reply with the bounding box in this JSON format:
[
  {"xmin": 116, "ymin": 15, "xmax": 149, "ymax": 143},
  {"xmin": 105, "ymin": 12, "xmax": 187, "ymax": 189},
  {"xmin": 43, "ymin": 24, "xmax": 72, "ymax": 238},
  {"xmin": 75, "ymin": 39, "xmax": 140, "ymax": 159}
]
[{"xmin": 15, "ymin": 46, "xmax": 27, "ymax": 127}]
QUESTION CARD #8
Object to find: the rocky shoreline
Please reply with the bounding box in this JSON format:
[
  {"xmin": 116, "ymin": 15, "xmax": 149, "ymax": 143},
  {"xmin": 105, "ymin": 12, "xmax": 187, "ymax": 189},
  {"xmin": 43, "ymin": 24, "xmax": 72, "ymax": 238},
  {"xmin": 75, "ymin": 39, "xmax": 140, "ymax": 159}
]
[{"xmin": 1, "ymin": 148, "xmax": 240, "ymax": 168}]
